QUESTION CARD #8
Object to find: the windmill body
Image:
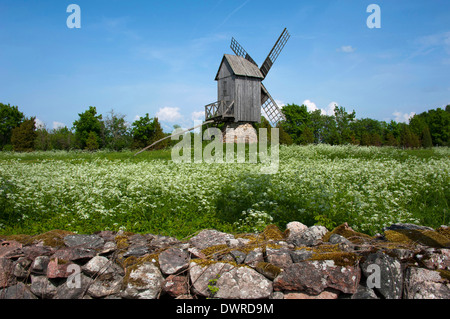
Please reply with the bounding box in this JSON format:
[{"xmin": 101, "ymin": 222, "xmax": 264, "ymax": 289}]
[{"xmin": 205, "ymin": 28, "xmax": 290, "ymax": 131}]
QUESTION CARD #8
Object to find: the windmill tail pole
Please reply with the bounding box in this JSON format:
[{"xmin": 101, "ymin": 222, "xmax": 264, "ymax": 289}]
[{"xmin": 133, "ymin": 120, "xmax": 215, "ymax": 157}]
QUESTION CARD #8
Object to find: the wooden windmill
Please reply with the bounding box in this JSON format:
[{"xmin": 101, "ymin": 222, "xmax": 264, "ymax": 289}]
[{"xmin": 205, "ymin": 28, "xmax": 290, "ymax": 128}]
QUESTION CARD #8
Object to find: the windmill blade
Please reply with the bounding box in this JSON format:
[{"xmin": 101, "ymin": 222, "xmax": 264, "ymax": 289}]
[
  {"xmin": 260, "ymin": 28, "xmax": 290, "ymax": 79},
  {"xmin": 261, "ymin": 83, "xmax": 286, "ymax": 126},
  {"xmin": 230, "ymin": 37, "xmax": 258, "ymax": 66}
]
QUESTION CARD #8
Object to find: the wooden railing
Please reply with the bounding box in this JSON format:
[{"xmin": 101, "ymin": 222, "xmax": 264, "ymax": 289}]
[{"xmin": 205, "ymin": 101, "xmax": 235, "ymax": 121}]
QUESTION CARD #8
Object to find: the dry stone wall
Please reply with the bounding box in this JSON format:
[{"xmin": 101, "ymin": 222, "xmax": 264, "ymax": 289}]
[{"xmin": 0, "ymin": 222, "xmax": 449, "ymax": 299}]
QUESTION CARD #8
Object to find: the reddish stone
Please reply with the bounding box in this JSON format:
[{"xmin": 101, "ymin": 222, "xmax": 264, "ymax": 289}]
[
  {"xmin": 274, "ymin": 260, "xmax": 360, "ymax": 295},
  {"xmin": 0, "ymin": 241, "xmax": 23, "ymax": 259},
  {"xmin": 0, "ymin": 258, "xmax": 16, "ymax": 288},
  {"xmin": 284, "ymin": 289, "xmax": 339, "ymax": 299},
  {"xmin": 163, "ymin": 275, "xmax": 189, "ymax": 298},
  {"xmin": 47, "ymin": 258, "xmax": 74, "ymax": 279}
]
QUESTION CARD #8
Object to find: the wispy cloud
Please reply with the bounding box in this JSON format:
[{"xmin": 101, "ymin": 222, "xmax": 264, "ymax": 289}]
[
  {"xmin": 337, "ymin": 45, "xmax": 356, "ymax": 53},
  {"xmin": 215, "ymin": 0, "xmax": 252, "ymax": 31}
]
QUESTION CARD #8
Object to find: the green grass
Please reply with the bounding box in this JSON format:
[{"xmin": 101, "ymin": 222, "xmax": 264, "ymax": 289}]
[{"xmin": 0, "ymin": 145, "xmax": 448, "ymax": 238}]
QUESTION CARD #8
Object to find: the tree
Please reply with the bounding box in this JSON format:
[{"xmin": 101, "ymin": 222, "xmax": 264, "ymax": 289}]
[
  {"xmin": 334, "ymin": 105, "xmax": 356, "ymax": 144},
  {"xmin": 299, "ymin": 126, "xmax": 314, "ymax": 145},
  {"xmin": 85, "ymin": 131, "xmax": 100, "ymax": 151},
  {"xmin": 72, "ymin": 106, "xmax": 103, "ymax": 149},
  {"xmin": 11, "ymin": 117, "xmax": 37, "ymax": 152},
  {"xmin": 421, "ymin": 126, "xmax": 433, "ymax": 148},
  {"xmin": 104, "ymin": 109, "xmax": 130, "ymax": 150},
  {"xmin": 50, "ymin": 127, "xmax": 75, "ymax": 150},
  {"xmin": 0, "ymin": 103, "xmax": 25, "ymax": 149},
  {"xmin": 280, "ymin": 104, "xmax": 310, "ymax": 144},
  {"xmin": 131, "ymin": 114, "xmax": 167, "ymax": 150},
  {"xmin": 399, "ymin": 124, "xmax": 420, "ymax": 148}
]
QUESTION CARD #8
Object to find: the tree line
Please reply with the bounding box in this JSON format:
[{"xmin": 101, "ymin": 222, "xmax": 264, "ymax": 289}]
[
  {"xmin": 272, "ymin": 103, "xmax": 449, "ymax": 148},
  {"xmin": 0, "ymin": 102, "xmax": 449, "ymax": 152}
]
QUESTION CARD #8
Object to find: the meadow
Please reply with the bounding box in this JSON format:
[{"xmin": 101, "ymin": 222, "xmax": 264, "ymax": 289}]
[{"xmin": 0, "ymin": 144, "xmax": 448, "ymax": 238}]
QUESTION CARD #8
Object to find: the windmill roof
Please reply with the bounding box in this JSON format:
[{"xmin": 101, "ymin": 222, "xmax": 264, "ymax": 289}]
[{"xmin": 215, "ymin": 54, "xmax": 264, "ymax": 80}]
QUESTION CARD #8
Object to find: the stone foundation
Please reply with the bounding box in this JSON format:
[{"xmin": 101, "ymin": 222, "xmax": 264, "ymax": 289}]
[{"xmin": 222, "ymin": 122, "xmax": 258, "ymax": 144}]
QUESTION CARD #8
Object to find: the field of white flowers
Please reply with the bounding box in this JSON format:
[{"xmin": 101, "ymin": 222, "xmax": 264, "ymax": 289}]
[{"xmin": 0, "ymin": 145, "xmax": 448, "ymax": 237}]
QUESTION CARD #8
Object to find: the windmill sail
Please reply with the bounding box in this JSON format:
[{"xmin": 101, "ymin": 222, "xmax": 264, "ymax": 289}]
[
  {"xmin": 260, "ymin": 28, "xmax": 290, "ymax": 79},
  {"xmin": 261, "ymin": 83, "xmax": 286, "ymax": 126},
  {"xmin": 230, "ymin": 37, "xmax": 258, "ymax": 66}
]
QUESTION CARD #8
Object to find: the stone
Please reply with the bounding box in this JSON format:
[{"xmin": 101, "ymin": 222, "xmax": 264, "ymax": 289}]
[
  {"xmin": 351, "ymin": 284, "xmax": 379, "ymax": 299},
  {"xmin": 22, "ymin": 245, "xmax": 54, "ymax": 259},
  {"xmin": 404, "ymin": 267, "xmax": 450, "ymax": 299},
  {"xmin": 13, "ymin": 257, "xmax": 32, "ymax": 278},
  {"xmin": 51, "ymin": 246, "xmax": 97, "ymax": 261},
  {"xmin": 0, "ymin": 282, "xmax": 37, "ymax": 299},
  {"xmin": 99, "ymin": 241, "xmax": 117, "ymax": 255},
  {"xmin": 290, "ymin": 249, "xmax": 313, "ymax": 263},
  {"xmin": 244, "ymin": 248, "xmax": 264, "ymax": 267},
  {"xmin": 288, "ymin": 226, "xmax": 328, "ymax": 246},
  {"xmin": 122, "ymin": 262, "xmax": 164, "ymax": 299},
  {"xmin": 222, "ymin": 123, "xmax": 258, "ymax": 144},
  {"xmin": 286, "ymin": 222, "xmax": 308, "ymax": 240},
  {"xmin": 163, "ymin": 275, "xmax": 190, "ymax": 298},
  {"xmin": 87, "ymin": 273, "xmax": 123, "ymax": 298},
  {"xmin": 64, "ymin": 234, "xmax": 105, "ymax": 249},
  {"xmin": 328, "ymin": 234, "xmax": 352, "ymax": 246},
  {"xmin": 0, "ymin": 258, "xmax": 15, "ymax": 288},
  {"xmin": 158, "ymin": 248, "xmax": 190, "ymax": 275},
  {"xmin": 284, "ymin": 289, "xmax": 339, "ymax": 299},
  {"xmin": 150, "ymin": 235, "xmax": 180, "ymax": 250},
  {"xmin": 265, "ymin": 247, "xmax": 293, "ymax": 269},
  {"xmin": 54, "ymin": 273, "xmax": 93, "ymax": 299},
  {"xmin": 189, "ymin": 230, "xmax": 235, "ymax": 250},
  {"xmin": 47, "ymin": 258, "xmax": 75, "ymax": 279},
  {"xmin": 273, "ymin": 260, "xmax": 360, "ymax": 295},
  {"xmin": 30, "ymin": 275, "xmax": 58, "ymax": 299},
  {"xmin": 189, "ymin": 262, "xmax": 272, "ymax": 299},
  {"xmin": 383, "ymin": 223, "xmax": 434, "ymax": 232},
  {"xmin": 215, "ymin": 266, "xmax": 273, "ymax": 299},
  {"xmin": 230, "ymin": 250, "xmax": 247, "ymax": 264},
  {"xmin": 82, "ymin": 255, "xmax": 116, "ymax": 277},
  {"xmin": 0, "ymin": 240, "xmax": 23, "ymax": 258},
  {"xmin": 420, "ymin": 248, "xmax": 449, "ymax": 270},
  {"xmin": 189, "ymin": 262, "xmax": 235, "ymax": 297},
  {"xmin": 30, "ymin": 256, "xmax": 50, "ymax": 275},
  {"xmin": 361, "ymin": 251, "xmax": 403, "ymax": 299}
]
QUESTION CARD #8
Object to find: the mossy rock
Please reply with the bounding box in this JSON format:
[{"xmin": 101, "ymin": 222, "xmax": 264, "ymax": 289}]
[
  {"xmin": 33, "ymin": 230, "xmax": 75, "ymax": 247},
  {"xmin": 435, "ymin": 227, "xmax": 450, "ymax": 240},
  {"xmin": 308, "ymin": 251, "xmax": 361, "ymax": 267},
  {"xmin": 259, "ymin": 225, "xmax": 285, "ymax": 241},
  {"xmin": 384, "ymin": 229, "xmax": 450, "ymax": 248},
  {"xmin": 115, "ymin": 235, "xmax": 130, "ymax": 250},
  {"xmin": 1, "ymin": 230, "xmax": 74, "ymax": 247},
  {"xmin": 201, "ymin": 244, "xmax": 230, "ymax": 259},
  {"xmin": 255, "ymin": 262, "xmax": 283, "ymax": 280},
  {"xmin": 322, "ymin": 223, "xmax": 372, "ymax": 244}
]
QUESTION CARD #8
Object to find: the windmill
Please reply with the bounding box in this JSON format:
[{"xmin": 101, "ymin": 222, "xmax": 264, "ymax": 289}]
[{"xmin": 205, "ymin": 28, "xmax": 290, "ymax": 132}]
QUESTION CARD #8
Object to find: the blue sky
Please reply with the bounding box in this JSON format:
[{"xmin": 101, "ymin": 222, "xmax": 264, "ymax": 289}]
[{"xmin": 1, "ymin": 0, "xmax": 449, "ymax": 132}]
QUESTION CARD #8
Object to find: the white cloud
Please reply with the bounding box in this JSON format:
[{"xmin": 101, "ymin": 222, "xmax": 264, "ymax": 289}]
[
  {"xmin": 275, "ymin": 100, "xmax": 286, "ymax": 108},
  {"xmin": 35, "ymin": 118, "xmax": 45, "ymax": 129},
  {"xmin": 155, "ymin": 107, "xmax": 182, "ymax": 122},
  {"xmin": 191, "ymin": 111, "xmax": 205, "ymax": 122},
  {"xmin": 337, "ymin": 45, "xmax": 356, "ymax": 53},
  {"xmin": 52, "ymin": 121, "xmax": 65, "ymax": 129},
  {"xmin": 302, "ymin": 100, "xmax": 338, "ymax": 116},
  {"xmin": 393, "ymin": 111, "xmax": 416, "ymax": 123}
]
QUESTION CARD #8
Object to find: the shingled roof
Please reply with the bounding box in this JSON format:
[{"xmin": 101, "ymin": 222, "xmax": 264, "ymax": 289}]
[{"xmin": 215, "ymin": 54, "xmax": 264, "ymax": 80}]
